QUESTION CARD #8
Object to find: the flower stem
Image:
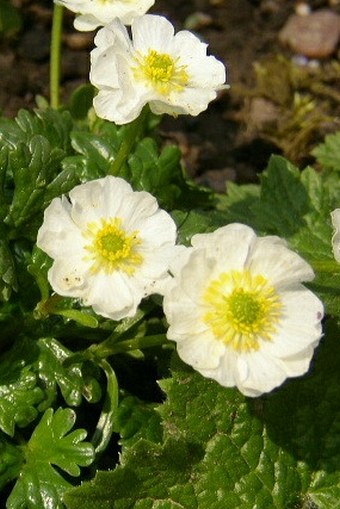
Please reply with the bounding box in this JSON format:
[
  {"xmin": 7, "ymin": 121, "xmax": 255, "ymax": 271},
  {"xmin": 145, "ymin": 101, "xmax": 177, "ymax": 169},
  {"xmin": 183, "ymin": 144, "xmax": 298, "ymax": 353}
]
[
  {"xmin": 89, "ymin": 333, "xmax": 168, "ymax": 359},
  {"xmin": 109, "ymin": 107, "xmax": 149, "ymax": 176},
  {"xmin": 91, "ymin": 359, "xmax": 119, "ymax": 454},
  {"xmin": 50, "ymin": 4, "xmax": 64, "ymax": 109}
]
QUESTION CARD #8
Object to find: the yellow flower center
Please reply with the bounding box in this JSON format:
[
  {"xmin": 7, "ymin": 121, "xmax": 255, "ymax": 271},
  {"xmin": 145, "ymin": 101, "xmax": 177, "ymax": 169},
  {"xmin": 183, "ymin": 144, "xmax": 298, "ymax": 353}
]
[
  {"xmin": 203, "ymin": 270, "xmax": 283, "ymax": 352},
  {"xmin": 132, "ymin": 49, "xmax": 189, "ymax": 95},
  {"xmin": 83, "ymin": 218, "xmax": 143, "ymax": 275}
]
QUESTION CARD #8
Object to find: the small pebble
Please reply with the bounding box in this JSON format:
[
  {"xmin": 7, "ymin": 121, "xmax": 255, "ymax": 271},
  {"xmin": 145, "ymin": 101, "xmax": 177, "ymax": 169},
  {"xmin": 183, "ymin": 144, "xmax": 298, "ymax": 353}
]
[
  {"xmin": 279, "ymin": 10, "xmax": 340, "ymax": 59},
  {"xmin": 184, "ymin": 12, "xmax": 214, "ymax": 30},
  {"xmin": 63, "ymin": 32, "xmax": 94, "ymax": 51},
  {"xmin": 295, "ymin": 2, "xmax": 311, "ymax": 16},
  {"xmin": 248, "ymin": 97, "xmax": 279, "ymax": 130}
]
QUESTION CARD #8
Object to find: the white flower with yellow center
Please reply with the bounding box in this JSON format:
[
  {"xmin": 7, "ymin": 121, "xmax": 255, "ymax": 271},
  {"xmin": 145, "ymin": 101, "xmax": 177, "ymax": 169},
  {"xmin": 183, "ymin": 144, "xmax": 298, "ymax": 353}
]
[
  {"xmin": 54, "ymin": 0, "xmax": 155, "ymax": 31},
  {"xmin": 89, "ymin": 14, "xmax": 227, "ymax": 125},
  {"xmin": 331, "ymin": 209, "xmax": 340, "ymax": 262},
  {"xmin": 163, "ymin": 224, "xmax": 324, "ymax": 397},
  {"xmin": 37, "ymin": 176, "xmax": 177, "ymax": 321}
]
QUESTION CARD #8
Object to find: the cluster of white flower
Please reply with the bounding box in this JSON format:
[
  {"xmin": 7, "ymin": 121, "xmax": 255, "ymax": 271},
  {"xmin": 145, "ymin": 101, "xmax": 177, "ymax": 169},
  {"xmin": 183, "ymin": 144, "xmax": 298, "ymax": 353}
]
[
  {"xmin": 43, "ymin": 0, "xmax": 328, "ymax": 397},
  {"xmin": 37, "ymin": 178, "xmax": 325, "ymax": 397}
]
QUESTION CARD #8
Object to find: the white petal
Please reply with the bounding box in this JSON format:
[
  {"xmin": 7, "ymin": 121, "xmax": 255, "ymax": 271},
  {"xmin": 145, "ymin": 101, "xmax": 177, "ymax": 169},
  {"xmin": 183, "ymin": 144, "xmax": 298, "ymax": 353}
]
[
  {"xmin": 279, "ymin": 346, "xmax": 316, "ymax": 377},
  {"xmin": 247, "ymin": 237, "xmax": 315, "ymax": 287},
  {"xmin": 48, "ymin": 256, "xmax": 89, "ymax": 297},
  {"xmin": 150, "ymin": 88, "xmax": 218, "ymax": 117},
  {"xmin": 263, "ymin": 287, "xmax": 323, "ymax": 358},
  {"xmin": 165, "ymin": 300, "xmax": 207, "ymax": 338},
  {"xmin": 235, "ymin": 351, "xmax": 288, "ymax": 397},
  {"xmin": 176, "ymin": 334, "xmax": 225, "ymax": 370},
  {"xmin": 93, "ymin": 88, "xmax": 146, "ymax": 125},
  {"xmin": 137, "ymin": 210, "xmax": 177, "ymax": 245},
  {"xmin": 93, "ymin": 19, "xmax": 130, "ymax": 51},
  {"xmin": 199, "ymin": 348, "xmax": 239, "ymax": 388},
  {"xmin": 74, "ymin": 14, "xmax": 100, "ymax": 31},
  {"xmin": 132, "ymin": 15, "xmax": 175, "ymax": 53},
  {"xmin": 64, "ymin": 1, "xmax": 155, "ymax": 31},
  {"xmin": 170, "ymin": 249, "xmax": 217, "ymax": 305},
  {"xmin": 83, "ymin": 272, "xmax": 142, "ymax": 321},
  {"xmin": 69, "ymin": 177, "xmax": 131, "ymax": 227},
  {"xmin": 37, "ymin": 197, "xmax": 85, "ymax": 259},
  {"xmin": 117, "ymin": 191, "xmax": 159, "ymax": 226},
  {"xmin": 192, "ymin": 223, "xmax": 256, "ymax": 273}
]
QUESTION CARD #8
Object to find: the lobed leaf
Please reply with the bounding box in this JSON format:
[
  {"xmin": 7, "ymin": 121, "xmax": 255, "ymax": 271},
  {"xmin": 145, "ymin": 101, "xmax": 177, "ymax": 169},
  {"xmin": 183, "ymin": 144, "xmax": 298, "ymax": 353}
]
[
  {"xmin": 7, "ymin": 408, "xmax": 95, "ymax": 509},
  {"xmin": 0, "ymin": 339, "xmax": 43, "ymax": 436},
  {"xmin": 311, "ymin": 131, "xmax": 340, "ymax": 172},
  {"xmin": 35, "ymin": 337, "xmax": 102, "ymax": 409},
  {"xmin": 0, "ymin": 433, "xmax": 23, "ymax": 490}
]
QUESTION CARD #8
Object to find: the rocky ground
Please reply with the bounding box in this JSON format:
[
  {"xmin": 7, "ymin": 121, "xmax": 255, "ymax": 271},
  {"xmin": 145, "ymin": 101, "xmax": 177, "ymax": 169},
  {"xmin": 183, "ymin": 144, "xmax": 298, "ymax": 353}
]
[{"xmin": 0, "ymin": 0, "xmax": 339, "ymax": 188}]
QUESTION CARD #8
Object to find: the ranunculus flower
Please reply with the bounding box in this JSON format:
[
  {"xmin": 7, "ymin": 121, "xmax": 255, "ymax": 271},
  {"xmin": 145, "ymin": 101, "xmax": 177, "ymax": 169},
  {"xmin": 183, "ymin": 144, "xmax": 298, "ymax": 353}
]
[
  {"xmin": 90, "ymin": 14, "xmax": 227, "ymax": 124},
  {"xmin": 55, "ymin": 0, "xmax": 155, "ymax": 31},
  {"xmin": 37, "ymin": 176, "xmax": 177, "ymax": 321},
  {"xmin": 163, "ymin": 224, "xmax": 324, "ymax": 397}
]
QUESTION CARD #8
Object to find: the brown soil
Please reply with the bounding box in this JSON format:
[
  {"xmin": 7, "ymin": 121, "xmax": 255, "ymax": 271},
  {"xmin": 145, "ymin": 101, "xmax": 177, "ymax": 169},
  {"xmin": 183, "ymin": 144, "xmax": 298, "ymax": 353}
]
[{"xmin": 0, "ymin": 0, "xmax": 339, "ymax": 188}]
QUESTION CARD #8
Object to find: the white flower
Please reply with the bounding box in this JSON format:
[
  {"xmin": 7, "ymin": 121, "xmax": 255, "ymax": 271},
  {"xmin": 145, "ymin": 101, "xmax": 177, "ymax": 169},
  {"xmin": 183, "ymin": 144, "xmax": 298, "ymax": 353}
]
[
  {"xmin": 331, "ymin": 209, "xmax": 340, "ymax": 262},
  {"xmin": 163, "ymin": 224, "xmax": 324, "ymax": 397},
  {"xmin": 89, "ymin": 14, "xmax": 227, "ymax": 125},
  {"xmin": 55, "ymin": 0, "xmax": 155, "ymax": 31},
  {"xmin": 37, "ymin": 176, "xmax": 177, "ymax": 321}
]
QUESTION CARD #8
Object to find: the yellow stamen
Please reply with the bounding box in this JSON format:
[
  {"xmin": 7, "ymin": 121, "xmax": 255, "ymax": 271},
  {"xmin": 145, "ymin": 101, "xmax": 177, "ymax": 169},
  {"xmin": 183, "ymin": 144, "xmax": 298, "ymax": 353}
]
[
  {"xmin": 203, "ymin": 270, "xmax": 283, "ymax": 352},
  {"xmin": 132, "ymin": 49, "xmax": 189, "ymax": 95},
  {"xmin": 83, "ymin": 217, "xmax": 143, "ymax": 275}
]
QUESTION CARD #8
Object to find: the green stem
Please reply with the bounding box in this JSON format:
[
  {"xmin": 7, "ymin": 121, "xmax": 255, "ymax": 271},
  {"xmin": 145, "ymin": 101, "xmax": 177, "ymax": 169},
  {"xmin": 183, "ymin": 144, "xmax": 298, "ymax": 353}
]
[
  {"xmin": 109, "ymin": 107, "xmax": 148, "ymax": 176},
  {"xmin": 34, "ymin": 293, "xmax": 64, "ymax": 319},
  {"xmin": 50, "ymin": 4, "xmax": 64, "ymax": 109},
  {"xmin": 92, "ymin": 359, "xmax": 119, "ymax": 455},
  {"xmin": 90, "ymin": 333, "xmax": 167, "ymax": 359}
]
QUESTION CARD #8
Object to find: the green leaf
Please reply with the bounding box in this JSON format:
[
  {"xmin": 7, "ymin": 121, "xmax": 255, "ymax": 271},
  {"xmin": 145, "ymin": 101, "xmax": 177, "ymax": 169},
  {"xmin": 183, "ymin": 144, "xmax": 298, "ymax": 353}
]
[
  {"xmin": 0, "ymin": 237, "xmax": 17, "ymax": 301},
  {"xmin": 0, "ymin": 339, "xmax": 44, "ymax": 436},
  {"xmin": 127, "ymin": 138, "xmax": 212, "ymax": 209},
  {"xmin": 287, "ymin": 167, "xmax": 340, "ymax": 316},
  {"xmin": 35, "ymin": 337, "xmax": 102, "ymax": 408},
  {"xmin": 7, "ymin": 408, "xmax": 95, "ymax": 509},
  {"xmin": 27, "ymin": 246, "xmax": 52, "ymax": 301},
  {"xmin": 216, "ymin": 181, "xmax": 261, "ymax": 225},
  {"xmin": 5, "ymin": 136, "xmax": 66, "ymax": 227},
  {"xmin": 64, "ymin": 125, "xmax": 118, "ymax": 181},
  {"xmin": 64, "ymin": 319, "xmax": 340, "ymax": 509},
  {"xmin": 113, "ymin": 395, "xmax": 162, "ymax": 449},
  {"xmin": 0, "ymin": 109, "xmax": 73, "ymax": 152},
  {"xmin": 0, "ymin": 433, "xmax": 23, "ymax": 490},
  {"xmin": 253, "ymin": 155, "xmax": 309, "ymax": 236},
  {"xmin": 0, "ymin": 336, "xmax": 101, "ymax": 438},
  {"xmin": 68, "ymin": 84, "xmax": 96, "ymax": 120},
  {"xmin": 311, "ymin": 131, "xmax": 340, "ymax": 172},
  {"xmin": 0, "ymin": 109, "xmax": 81, "ymax": 235},
  {"xmin": 172, "ymin": 209, "xmax": 227, "ymax": 245}
]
